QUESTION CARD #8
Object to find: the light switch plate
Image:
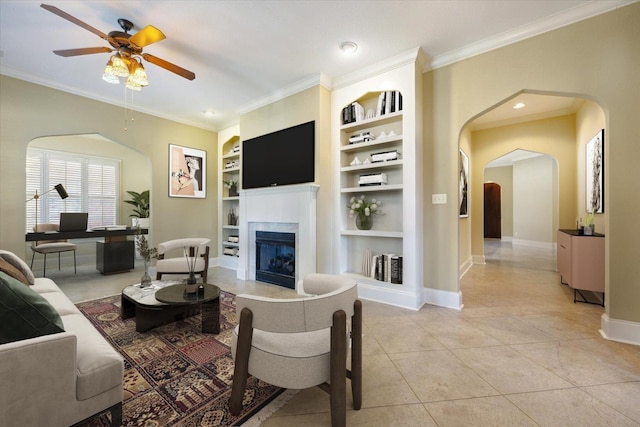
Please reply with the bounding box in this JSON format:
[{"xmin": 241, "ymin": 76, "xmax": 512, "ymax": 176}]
[{"xmin": 432, "ymin": 193, "xmax": 447, "ymax": 204}]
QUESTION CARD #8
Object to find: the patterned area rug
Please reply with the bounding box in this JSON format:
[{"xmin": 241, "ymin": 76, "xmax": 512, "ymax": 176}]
[{"xmin": 76, "ymin": 292, "xmax": 285, "ymax": 426}]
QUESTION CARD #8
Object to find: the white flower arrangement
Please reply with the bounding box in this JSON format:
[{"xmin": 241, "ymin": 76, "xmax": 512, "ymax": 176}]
[{"xmin": 347, "ymin": 195, "xmax": 382, "ymax": 217}]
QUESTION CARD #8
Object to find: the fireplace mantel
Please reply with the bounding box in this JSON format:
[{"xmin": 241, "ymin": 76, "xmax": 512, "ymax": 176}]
[{"xmin": 237, "ymin": 184, "xmax": 319, "ymax": 293}]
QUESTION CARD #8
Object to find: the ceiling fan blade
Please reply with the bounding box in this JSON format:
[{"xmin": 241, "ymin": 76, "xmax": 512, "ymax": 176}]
[
  {"xmin": 53, "ymin": 47, "xmax": 113, "ymax": 57},
  {"xmin": 40, "ymin": 4, "xmax": 108, "ymax": 41},
  {"xmin": 129, "ymin": 25, "xmax": 166, "ymax": 48},
  {"xmin": 141, "ymin": 53, "xmax": 196, "ymax": 81}
]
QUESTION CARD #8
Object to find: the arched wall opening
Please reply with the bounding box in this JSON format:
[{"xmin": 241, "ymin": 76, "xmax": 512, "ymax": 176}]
[
  {"xmin": 25, "ymin": 133, "xmax": 152, "ymax": 267},
  {"xmin": 458, "ymin": 91, "xmax": 606, "ymax": 278}
]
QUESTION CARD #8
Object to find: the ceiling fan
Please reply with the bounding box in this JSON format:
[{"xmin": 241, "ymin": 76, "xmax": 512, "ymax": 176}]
[{"xmin": 40, "ymin": 3, "xmax": 195, "ymax": 89}]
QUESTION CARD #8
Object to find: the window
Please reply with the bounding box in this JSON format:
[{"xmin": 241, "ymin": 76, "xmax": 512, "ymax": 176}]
[{"xmin": 26, "ymin": 149, "xmax": 120, "ymax": 232}]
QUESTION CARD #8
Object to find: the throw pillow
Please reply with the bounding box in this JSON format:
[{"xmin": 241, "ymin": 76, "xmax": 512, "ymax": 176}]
[
  {"xmin": 0, "ymin": 271, "xmax": 65, "ymax": 344},
  {"xmin": 0, "ymin": 258, "xmax": 29, "ymax": 286},
  {"xmin": 0, "ymin": 250, "xmax": 35, "ymax": 285}
]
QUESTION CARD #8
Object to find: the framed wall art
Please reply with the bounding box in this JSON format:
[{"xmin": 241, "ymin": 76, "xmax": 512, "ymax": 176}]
[
  {"xmin": 585, "ymin": 129, "xmax": 604, "ymax": 213},
  {"xmin": 459, "ymin": 149, "xmax": 469, "ymax": 217},
  {"xmin": 169, "ymin": 144, "xmax": 206, "ymax": 198}
]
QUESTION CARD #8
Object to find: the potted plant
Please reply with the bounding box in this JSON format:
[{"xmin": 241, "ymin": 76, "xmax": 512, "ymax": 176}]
[
  {"xmin": 125, "ymin": 190, "xmax": 150, "ymax": 227},
  {"xmin": 224, "ymin": 180, "xmax": 239, "ymax": 197},
  {"xmin": 134, "ymin": 226, "xmax": 157, "ymax": 287},
  {"xmin": 347, "ymin": 195, "xmax": 382, "ymax": 230}
]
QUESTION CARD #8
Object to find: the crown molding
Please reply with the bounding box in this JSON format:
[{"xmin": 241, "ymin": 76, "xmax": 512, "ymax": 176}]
[
  {"xmin": 236, "ymin": 72, "xmax": 333, "ymax": 117},
  {"xmin": 430, "ymin": 0, "xmax": 634, "ymax": 70}
]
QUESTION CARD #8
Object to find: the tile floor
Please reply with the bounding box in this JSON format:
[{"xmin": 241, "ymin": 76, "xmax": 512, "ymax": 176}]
[{"xmin": 52, "ymin": 241, "xmax": 640, "ymax": 426}]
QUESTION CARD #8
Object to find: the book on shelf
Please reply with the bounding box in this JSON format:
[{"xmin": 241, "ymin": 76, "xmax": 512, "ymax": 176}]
[
  {"xmin": 390, "ymin": 255, "xmax": 403, "ymax": 284},
  {"xmin": 370, "ymin": 253, "xmax": 402, "ymax": 284},
  {"xmin": 342, "ymin": 102, "xmax": 365, "ymax": 125}
]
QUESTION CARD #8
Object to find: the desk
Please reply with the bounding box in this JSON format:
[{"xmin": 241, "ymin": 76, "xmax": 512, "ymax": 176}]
[{"xmin": 26, "ymin": 228, "xmax": 148, "ymax": 274}]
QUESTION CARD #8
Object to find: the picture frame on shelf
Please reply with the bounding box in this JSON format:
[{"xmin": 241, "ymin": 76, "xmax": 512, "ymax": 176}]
[
  {"xmin": 169, "ymin": 144, "xmax": 206, "ymax": 198},
  {"xmin": 585, "ymin": 129, "xmax": 604, "ymax": 213},
  {"xmin": 459, "ymin": 149, "xmax": 469, "ymax": 217}
]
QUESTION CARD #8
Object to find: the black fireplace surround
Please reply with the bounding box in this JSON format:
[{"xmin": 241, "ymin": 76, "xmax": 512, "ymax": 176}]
[{"xmin": 255, "ymin": 231, "xmax": 295, "ymax": 289}]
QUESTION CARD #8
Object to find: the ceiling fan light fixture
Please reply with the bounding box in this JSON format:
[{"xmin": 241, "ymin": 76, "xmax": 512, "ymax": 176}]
[
  {"xmin": 128, "ymin": 59, "xmax": 149, "ymax": 87},
  {"xmin": 125, "ymin": 77, "xmax": 142, "ymax": 91},
  {"xmin": 102, "ymin": 58, "xmax": 120, "ymax": 84},
  {"xmin": 111, "ymin": 54, "xmax": 130, "ymax": 77}
]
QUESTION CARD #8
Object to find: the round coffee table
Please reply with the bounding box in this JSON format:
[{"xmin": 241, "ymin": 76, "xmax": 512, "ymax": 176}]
[
  {"xmin": 155, "ymin": 283, "xmax": 221, "ymax": 334},
  {"xmin": 121, "ymin": 281, "xmax": 220, "ymax": 333}
]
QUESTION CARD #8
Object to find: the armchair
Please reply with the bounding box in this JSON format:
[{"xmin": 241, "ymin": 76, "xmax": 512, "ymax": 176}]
[
  {"xmin": 230, "ymin": 273, "xmax": 362, "ymax": 427},
  {"xmin": 155, "ymin": 238, "xmax": 210, "ymax": 283}
]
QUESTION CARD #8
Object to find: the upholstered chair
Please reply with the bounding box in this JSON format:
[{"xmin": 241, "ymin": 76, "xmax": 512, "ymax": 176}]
[
  {"xmin": 155, "ymin": 238, "xmax": 210, "ymax": 283},
  {"xmin": 230, "ymin": 273, "xmax": 362, "ymax": 427},
  {"xmin": 30, "ymin": 224, "xmax": 77, "ymax": 276}
]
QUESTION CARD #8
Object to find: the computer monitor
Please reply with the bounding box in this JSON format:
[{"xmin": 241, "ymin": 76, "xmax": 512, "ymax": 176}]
[{"xmin": 58, "ymin": 212, "xmax": 88, "ymax": 232}]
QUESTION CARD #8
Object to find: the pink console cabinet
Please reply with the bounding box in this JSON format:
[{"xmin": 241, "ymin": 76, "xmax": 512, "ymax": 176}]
[{"xmin": 557, "ymin": 229, "xmax": 605, "ymax": 306}]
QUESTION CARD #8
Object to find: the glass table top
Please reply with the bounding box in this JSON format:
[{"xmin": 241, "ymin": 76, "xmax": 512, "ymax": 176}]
[{"xmin": 155, "ymin": 283, "xmax": 220, "ymax": 305}]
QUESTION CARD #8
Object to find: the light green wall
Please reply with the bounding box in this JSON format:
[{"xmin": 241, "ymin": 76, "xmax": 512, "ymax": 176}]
[
  {"xmin": 239, "ymin": 85, "xmax": 333, "ymax": 272},
  {"xmin": 0, "ymin": 76, "xmax": 217, "ymax": 257},
  {"xmin": 429, "ymin": 2, "xmax": 639, "ymax": 322}
]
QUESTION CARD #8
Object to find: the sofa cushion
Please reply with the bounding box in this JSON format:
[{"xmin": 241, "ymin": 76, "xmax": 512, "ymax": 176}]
[
  {"xmin": 0, "ymin": 257, "xmax": 29, "ymax": 286},
  {"xmin": 60, "ymin": 313, "xmax": 123, "ymax": 400},
  {"xmin": 0, "ymin": 272, "xmax": 65, "ymax": 344},
  {"xmin": 0, "ymin": 250, "xmax": 35, "ymax": 285}
]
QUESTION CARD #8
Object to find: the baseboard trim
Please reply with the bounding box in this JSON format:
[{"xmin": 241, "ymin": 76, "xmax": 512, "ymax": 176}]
[
  {"xmin": 600, "ymin": 314, "xmax": 640, "ymax": 347},
  {"xmin": 423, "ymin": 287, "xmax": 463, "ymax": 310},
  {"xmin": 472, "ymin": 255, "xmax": 486, "ymax": 265},
  {"xmin": 357, "ymin": 282, "xmax": 424, "ymax": 311},
  {"xmin": 512, "ymin": 238, "xmax": 555, "ymax": 250},
  {"xmin": 459, "ymin": 256, "xmax": 473, "ymax": 278}
]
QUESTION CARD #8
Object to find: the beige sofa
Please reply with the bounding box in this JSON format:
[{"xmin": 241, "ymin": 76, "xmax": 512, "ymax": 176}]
[{"xmin": 0, "ymin": 251, "xmax": 123, "ymax": 427}]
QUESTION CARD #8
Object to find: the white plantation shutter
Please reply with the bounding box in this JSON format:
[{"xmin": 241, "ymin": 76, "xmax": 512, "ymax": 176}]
[{"xmin": 26, "ymin": 149, "xmax": 120, "ymax": 232}]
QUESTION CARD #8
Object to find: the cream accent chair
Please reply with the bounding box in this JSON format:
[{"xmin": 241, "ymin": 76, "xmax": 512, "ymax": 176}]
[
  {"xmin": 230, "ymin": 273, "xmax": 362, "ymax": 427},
  {"xmin": 155, "ymin": 238, "xmax": 210, "ymax": 283},
  {"xmin": 30, "ymin": 224, "xmax": 77, "ymax": 276}
]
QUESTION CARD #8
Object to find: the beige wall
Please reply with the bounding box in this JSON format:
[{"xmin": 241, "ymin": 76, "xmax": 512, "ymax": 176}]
[
  {"xmin": 484, "ymin": 166, "xmax": 513, "ymax": 238},
  {"xmin": 429, "ymin": 2, "xmax": 639, "ymax": 322},
  {"xmin": 470, "ymin": 115, "xmax": 576, "ymax": 255},
  {"xmin": 239, "ymin": 85, "xmax": 333, "ymax": 272},
  {"xmin": 0, "ymin": 76, "xmax": 217, "ymax": 258}
]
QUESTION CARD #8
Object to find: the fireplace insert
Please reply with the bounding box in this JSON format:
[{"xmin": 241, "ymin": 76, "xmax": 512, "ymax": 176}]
[{"xmin": 255, "ymin": 231, "xmax": 295, "ymax": 289}]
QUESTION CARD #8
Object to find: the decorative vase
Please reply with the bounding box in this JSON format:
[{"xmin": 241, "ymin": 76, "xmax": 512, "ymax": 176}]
[
  {"xmin": 140, "ymin": 259, "xmax": 152, "ymax": 287},
  {"xmin": 362, "ymin": 249, "xmax": 372, "ymax": 276},
  {"xmin": 229, "ymin": 184, "xmax": 238, "ymax": 197},
  {"xmin": 185, "ymin": 273, "xmax": 198, "ymax": 294},
  {"xmin": 355, "ymin": 214, "xmax": 373, "ymax": 230}
]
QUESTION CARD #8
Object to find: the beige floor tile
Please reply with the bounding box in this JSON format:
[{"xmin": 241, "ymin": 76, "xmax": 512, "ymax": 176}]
[
  {"xmin": 511, "ymin": 340, "xmax": 640, "ymax": 386},
  {"xmin": 359, "ymin": 353, "xmax": 421, "ymax": 407},
  {"xmin": 506, "ymin": 388, "xmax": 638, "ymax": 426},
  {"xmin": 519, "ymin": 313, "xmax": 601, "ymax": 340},
  {"xmin": 453, "ymin": 346, "xmax": 573, "ymax": 394},
  {"xmin": 583, "ymin": 381, "xmax": 640, "ymax": 423},
  {"xmin": 425, "ymin": 396, "xmax": 538, "ymax": 426},
  {"xmin": 367, "ymin": 321, "xmax": 445, "ymax": 353},
  {"xmin": 390, "ymin": 350, "xmax": 499, "ymax": 402},
  {"xmin": 467, "ymin": 315, "xmax": 557, "ymax": 345},
  {"xmin": 420, "ymin": 317, "xmax": 504, "ymax": 349}
]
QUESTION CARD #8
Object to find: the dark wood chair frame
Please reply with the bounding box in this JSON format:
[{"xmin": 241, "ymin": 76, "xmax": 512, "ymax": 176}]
[{"xmin": 230, "ymin": 299, "xmax": 362, "ymax": 427}]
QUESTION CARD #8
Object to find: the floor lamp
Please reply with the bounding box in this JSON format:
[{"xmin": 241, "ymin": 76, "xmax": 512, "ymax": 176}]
[{"xmin": 26, "ymin": 184, "xmax": 69, "ymax": 233}]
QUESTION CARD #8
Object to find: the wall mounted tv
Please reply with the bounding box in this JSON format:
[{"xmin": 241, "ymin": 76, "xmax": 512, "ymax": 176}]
[{"xmin": 242, "ymin": 120, "xmax": 315, "ymax": 190}]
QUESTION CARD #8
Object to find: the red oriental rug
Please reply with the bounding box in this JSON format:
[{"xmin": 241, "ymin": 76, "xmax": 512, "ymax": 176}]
[{"xmin": 76, "ymin": 292, "xmax": 287, "ymax": 426}]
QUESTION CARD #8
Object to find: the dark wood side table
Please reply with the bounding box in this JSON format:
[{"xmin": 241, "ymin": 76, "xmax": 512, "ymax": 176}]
[{"xmin": 155, "ymin": 283, "xmax": 221, "ymax": 334}]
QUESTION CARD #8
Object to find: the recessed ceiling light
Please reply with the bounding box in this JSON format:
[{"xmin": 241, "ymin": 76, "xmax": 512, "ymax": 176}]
[
  {"xmin": 203, "ymin": 110, "xmax": 215, "ymax": 117},
  {"xmin": 513, "ymin": 102, "xmax": 526, "ymax": 109},
  {"xmin": 340, "ymin": 41, "xmax": 358, "ymax": 54}
]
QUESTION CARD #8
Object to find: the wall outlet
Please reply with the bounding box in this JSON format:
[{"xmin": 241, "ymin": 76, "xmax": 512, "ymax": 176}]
[{"xmin": 432, "ymin": 193, "xmax": 447, "ymax": 204}]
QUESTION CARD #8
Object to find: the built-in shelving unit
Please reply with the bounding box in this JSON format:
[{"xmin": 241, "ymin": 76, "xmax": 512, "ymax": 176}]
[
  {"xmin": 219, "ymin": 135, "xmax": 241, "ymax": 269},
  {"xmin": 332, "ymin": 60, "xmax": 423, "ymax": 310}
]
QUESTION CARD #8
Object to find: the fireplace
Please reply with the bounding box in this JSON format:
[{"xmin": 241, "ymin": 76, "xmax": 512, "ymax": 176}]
[{"xmin": 255, "ymin": 231, "xmax": 295, "ymax": 289}]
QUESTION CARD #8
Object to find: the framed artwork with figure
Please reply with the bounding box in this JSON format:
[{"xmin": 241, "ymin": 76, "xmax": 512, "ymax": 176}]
[
  {"xmin": 459, "ymin": 149, "xmax": 469, "ymax": 217},
  {"xmin": 585, "ymin": 129, "xmax": 604, "ymax": 213},
  {"xmin": 169, "ymin": 144, "xmax": 206, "ymax": 198}
]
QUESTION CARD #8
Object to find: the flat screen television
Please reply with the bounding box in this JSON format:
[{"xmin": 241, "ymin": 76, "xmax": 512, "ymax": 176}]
[{"xmin": 242, "ymin": 120, "xmax": 315, "ymax": 189}]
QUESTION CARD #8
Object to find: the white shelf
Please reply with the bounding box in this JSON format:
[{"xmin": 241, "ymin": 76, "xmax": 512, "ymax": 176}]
[
  {"xmin": 341, "ymin": 111, "xmax": 403, "ymax": 132},
  {"xmin": 343, "ymin": 272, "xmax": 402, "ymax": 287},
  {"xmin": 340, "ymin": 134, "xmax": 403, "ymax": 152},
  {"xmin": 222, "ymin": 242, "xmax": 239, "ymax": 248},
  {"xmin": 341, "ymin": 229, "xmax": 402, "ymax": 238},
  {"xmin": 223, "ymin": 225, "xmax": 239, "ymax": 230},
  {"xmin": 341, "ymin": 184, "xmax": 403, "ymax": 193},
  {"xmin": 341, "ymin": 159, "xmax": 403, "ymax": 172},
  {"xmin": 223, "ymin": 167, "xmax": 240, "ymax": 173},
  {"xmin": 223, "ymin": 151, "xmax": 241, "ymax": 159}
]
